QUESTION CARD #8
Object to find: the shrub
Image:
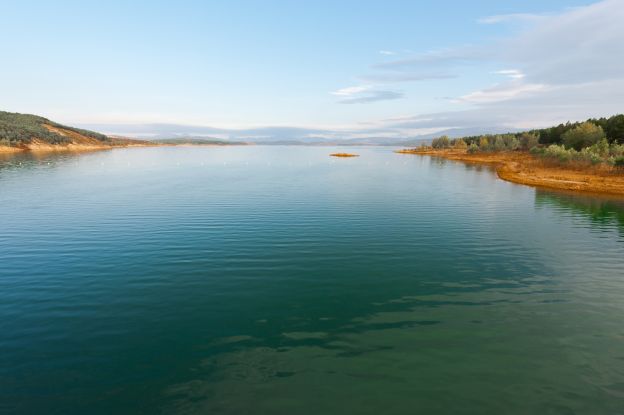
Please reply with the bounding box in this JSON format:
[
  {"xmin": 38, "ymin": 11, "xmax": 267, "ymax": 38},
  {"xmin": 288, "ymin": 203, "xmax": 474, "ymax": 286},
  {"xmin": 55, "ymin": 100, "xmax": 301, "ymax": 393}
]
[
  {"xmin": 544, "ymin": 144, "xmax": 574, "ymax": 162},
  {"xmin": 562, "ymin": 122, "xmax": 606, "ymax": 150},
  {"xmin": 588, "ymin": 138, "xmax": 610, "ymax": 157},
  {"xmin": 615, "ymin": 156, "xmax": 624, "ymax": 168},
  {"xmin": 610, "ymin": 143, "xmax": 624, "ymax": 157},
  {"xmin": 578, "ymin": 148, "xmax": 602, "ymax": 164},
  {"xmin": 467, "ymin": 143, "xmax": 479, "ymax": 154},
  {"xmin": 530, "ymin": 146, "xmax": 544, "ymax": 155}
]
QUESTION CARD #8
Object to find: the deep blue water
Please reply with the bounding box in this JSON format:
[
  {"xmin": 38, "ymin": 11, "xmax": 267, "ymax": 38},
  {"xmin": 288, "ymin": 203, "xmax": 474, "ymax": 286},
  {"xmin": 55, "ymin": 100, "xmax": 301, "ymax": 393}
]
[{"xmin": 1, "ymin": 146, "xmax": 623, "ymax": 414}]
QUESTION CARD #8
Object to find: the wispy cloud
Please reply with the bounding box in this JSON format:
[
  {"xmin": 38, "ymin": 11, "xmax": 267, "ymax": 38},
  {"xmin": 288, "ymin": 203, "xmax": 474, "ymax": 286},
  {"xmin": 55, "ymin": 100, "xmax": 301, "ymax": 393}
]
[
  {"xmin": 493, "ymin": 69, "xmax": 525, "ymax": 80},
  {"xmin": 331, "ymin": 85, "xmax": 371, "ymax": 97},
  {"xmin": 373, "ymin": 47, "xmax": 487, "ymax": 70},
  {"xmin": 356, "ymin": 47, "xmax": 487, "ymax": 84},
  {"xmin": 379, "ymin": 50, "xmax": 396, "ymax": 56},
  {"xmin": 360, "ymin": 72, "xmax": 456, "ymax": 83},
  {"xmin": 453, "ymin": 82, "xmax": 546, "ymax": 104},
  {"xmin": 337, "ymin": 90, "xmax": 404, "ymax": 104},
  {"xmin": 330, "ymin": 85, "xmax": 404, "ymax": 104},
  {"xmin": 478, "ymin": 13, "xmax": 547, "ymax": 24}
]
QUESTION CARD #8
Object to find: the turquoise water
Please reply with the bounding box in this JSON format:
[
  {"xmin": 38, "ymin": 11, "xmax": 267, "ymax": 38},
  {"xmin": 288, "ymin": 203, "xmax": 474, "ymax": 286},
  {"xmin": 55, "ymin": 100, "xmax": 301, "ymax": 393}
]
[{"xmin": 1, "ymin": 146, "xmax": 623, "ymax": 414}]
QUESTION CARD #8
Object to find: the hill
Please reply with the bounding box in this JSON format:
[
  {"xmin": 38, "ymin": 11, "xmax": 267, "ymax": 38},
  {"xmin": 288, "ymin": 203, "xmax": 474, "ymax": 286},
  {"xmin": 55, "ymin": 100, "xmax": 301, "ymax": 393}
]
[{"xmin": 0, "ymin": 111, "xmax": 149, "ymax": 151}]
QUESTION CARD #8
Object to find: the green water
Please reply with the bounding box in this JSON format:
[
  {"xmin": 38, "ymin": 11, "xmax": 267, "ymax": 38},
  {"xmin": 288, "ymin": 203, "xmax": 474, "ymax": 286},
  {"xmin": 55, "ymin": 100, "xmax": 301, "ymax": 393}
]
[{"xmin": 1, "ymin": 146, "xmax": 623, "ymax": 414}]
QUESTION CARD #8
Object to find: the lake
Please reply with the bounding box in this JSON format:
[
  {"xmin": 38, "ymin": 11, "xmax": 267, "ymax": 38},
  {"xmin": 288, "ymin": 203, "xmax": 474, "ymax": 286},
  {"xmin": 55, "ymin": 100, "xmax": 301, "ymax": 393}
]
[{"xmin": 1, "ymin": 146, "xmax": 623, "ymax": 414}]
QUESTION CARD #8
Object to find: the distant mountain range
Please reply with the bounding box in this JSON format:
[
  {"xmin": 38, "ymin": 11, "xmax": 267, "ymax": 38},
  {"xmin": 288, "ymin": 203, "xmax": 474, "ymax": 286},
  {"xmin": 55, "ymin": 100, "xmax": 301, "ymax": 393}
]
[{"xmin": 0, "ymin": 111, "xmax": 525, "ymax": 150}]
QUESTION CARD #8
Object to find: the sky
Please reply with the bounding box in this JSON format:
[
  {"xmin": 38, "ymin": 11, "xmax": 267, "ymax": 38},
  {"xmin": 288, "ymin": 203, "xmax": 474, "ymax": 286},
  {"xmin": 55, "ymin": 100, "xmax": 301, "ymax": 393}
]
[{"xmin": 1, "ymin": 0, "xmax": 623, "ymax": 141}]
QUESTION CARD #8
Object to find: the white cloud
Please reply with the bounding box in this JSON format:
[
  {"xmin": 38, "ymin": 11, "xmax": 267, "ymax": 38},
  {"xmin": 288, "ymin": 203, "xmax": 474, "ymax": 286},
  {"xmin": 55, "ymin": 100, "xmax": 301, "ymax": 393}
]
[
  {"xmin": 493, "ymin": 69, "xmax": 525, "ymax": 80},
  {"xmin": 331, "ymin": 85, "xmax": 371, "ymax": 97},
  {"xmin": 331, "ymin": 85, "xmax": 404, "ymax": 104},
  {"xmin": 379, "ymin": 50, "xmax": 396, "ymax": 55}
]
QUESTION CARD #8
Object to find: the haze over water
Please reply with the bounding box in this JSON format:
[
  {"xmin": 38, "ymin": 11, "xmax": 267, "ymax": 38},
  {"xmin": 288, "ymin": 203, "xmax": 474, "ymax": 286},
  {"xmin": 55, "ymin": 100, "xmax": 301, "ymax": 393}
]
[{"xmin": 1, "ymin": 146, "xmax": 624, "ymax": 414}]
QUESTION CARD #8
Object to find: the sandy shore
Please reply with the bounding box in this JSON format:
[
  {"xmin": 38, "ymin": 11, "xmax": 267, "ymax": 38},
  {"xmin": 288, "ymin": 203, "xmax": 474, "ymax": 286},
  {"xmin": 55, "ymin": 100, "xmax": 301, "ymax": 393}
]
[
  {"xmin": 0, "ymin": 142, "xmax": 156, "ymax": 154},
  {"xmin": 0, "ymin": 146, "xmax": 23, "ymax": 153},
  {"xmin": 396, "ymin": 148, "xmax": 624, "ymax": 196}
]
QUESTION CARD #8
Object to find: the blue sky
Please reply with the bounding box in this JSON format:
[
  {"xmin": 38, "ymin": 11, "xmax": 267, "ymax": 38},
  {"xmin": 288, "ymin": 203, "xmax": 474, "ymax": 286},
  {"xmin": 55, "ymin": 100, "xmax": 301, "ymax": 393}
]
[{"xmin": 1, "ymin": 0, "xmax": 622, "ymax": 140}]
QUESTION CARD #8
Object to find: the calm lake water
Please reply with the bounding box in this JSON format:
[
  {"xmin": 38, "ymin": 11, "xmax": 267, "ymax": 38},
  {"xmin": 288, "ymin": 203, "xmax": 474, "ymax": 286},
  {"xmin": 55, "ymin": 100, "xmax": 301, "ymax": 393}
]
[{"xmin": 1, "ymin": 146, "xmax": 624, "ymax": 414}]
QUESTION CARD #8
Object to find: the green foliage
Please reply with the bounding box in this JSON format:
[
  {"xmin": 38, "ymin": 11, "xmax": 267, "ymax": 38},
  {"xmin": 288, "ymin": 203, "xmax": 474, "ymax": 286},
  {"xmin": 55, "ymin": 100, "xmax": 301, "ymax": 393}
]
[
  {"xmin": 562, "ymin": 122, "xmax": 606, "ymax": 150},
  {"xmin": 431, "ymin": 135, "xmax": 451, "ymax": 149},
  {"xmin": 467, "ymin": 134, "xmax": 519, "ymax": 153},
  {"xmin": 492, "ymin": 136, "xmax": 506, "ymax": 151},
  {"xmin": 614, "ymin": 156, "xmax": 624, "ymax": 168},
  {"xmin": 478, "ymin": 136, "xmax": 489, "ymax": 151},
  {"xmin": 467, "ymin": 143, "xmax": 479, "ymax": 154},
  {"xmin": 502, "ymin": 135, "xmax": 519, "ymax": 151},
  {"xmin": 452, "ymin": 138, "xmax": 467, "ymax": 149},
  {"xmin": 538, "ymin": 139, "xmax": 624, "ymax": 166},
  {"xmin": 544, "ymin": 144, "xmax": 573, "ymax": 162},
  {"xmin": 0, "ymin": 111, "xmax": 109, "ymax": 147},
  {"xmin": 519, "ymin": 133, "xmax": 539, "ymax": 150},
  {"xmin": 461, "ymin": 114, "xmax": 624, "ymax": 148}
]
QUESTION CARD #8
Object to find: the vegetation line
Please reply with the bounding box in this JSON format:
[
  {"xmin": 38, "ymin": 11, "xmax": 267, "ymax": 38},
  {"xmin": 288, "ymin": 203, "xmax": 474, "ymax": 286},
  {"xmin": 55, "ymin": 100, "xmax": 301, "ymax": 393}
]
[{"xmin": 397, "ymin": 114, "xmax": 624, "ymax": 196}]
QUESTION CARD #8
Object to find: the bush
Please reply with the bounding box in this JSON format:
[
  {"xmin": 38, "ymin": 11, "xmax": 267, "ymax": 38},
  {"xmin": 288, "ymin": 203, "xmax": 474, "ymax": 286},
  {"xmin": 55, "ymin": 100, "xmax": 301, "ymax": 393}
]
[
  {"xmin": 543, "ymin": 144, "xmax": 575, "ymax": 162},
  {"xmin": 467, "ymin": 143, "xmax": 479, "ymax": 153},
  {"xmin": 578, "ymin": 148, "xmax": 602, "ymax": 164},
  {"xmin": 431, "ymin": 135, "xmax": 451, "ymax": 149},
  {"xmin": 615, "ymin": 156, "xmax": 624, "ymax": 168},
  {"xmin": 562, "ymin": 122, "xmax": 606, "ymax": 150},
  {"xmin": 530, "ymin": 146, "xmax": 544, "ymax": 155},
  {"xmin": 610, "ymin": 143, "xmax": 624, "ymax": 157}
]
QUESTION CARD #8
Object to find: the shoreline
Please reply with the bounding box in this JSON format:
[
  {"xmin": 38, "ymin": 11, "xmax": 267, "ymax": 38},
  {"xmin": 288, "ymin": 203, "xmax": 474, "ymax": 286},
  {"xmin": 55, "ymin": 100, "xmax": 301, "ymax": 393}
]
[
  {"xmin": 0, "ymin": 143, "xmax": 158, "ymax": 154},
  {"xmin": 396, "ymin": 148, "xmax": 624, "ymax": 196}
]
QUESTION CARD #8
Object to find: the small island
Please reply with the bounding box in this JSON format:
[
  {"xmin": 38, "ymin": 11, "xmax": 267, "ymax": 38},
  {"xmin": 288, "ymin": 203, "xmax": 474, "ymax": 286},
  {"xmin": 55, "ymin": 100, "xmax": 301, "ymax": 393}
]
[
  {"xmin": 330, "ymin": 153, "xmax": 359, "ymax": 158},
  {"xmin": 397, "ymin": 115, "xmax": 624, "ymax": 196}
]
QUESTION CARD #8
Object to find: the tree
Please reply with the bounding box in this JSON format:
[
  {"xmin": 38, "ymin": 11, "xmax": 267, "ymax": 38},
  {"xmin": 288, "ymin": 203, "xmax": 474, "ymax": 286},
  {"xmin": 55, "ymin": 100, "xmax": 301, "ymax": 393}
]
[
  {"xmin": 519, "ymin": 133, "xmax": 539, "ymax": 150},
  {"xmin": 478, "ymin": 136, "xmax": 490, "ymax": 151},
  {"xmin": 502, "ymin": 135, "xmax": 519, "ymax": 150},
  {"xmin": 431, "ymin": 135, "xmax": 451, "ymax": 149},
  {"xmin": 562, "ymin": 122, "xmax": 606, "ymax": 150},
  {"xmin": 493, "ymin": 136, "xmax": 506, "ymax": 151},
  {"xmin": 452, "ymin": 138, "xmax": 467, "ymax": 149},
  {"xmin": 605, "ymin": 114, "xmax": 624, "ymax": 143}
]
